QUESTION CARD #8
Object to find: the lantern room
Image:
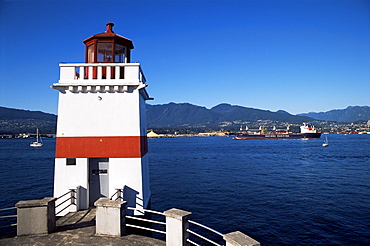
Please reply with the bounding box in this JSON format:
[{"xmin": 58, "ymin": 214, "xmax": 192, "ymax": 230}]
[{"xmin": 83, "ymin": 22, "xmax": 134, "ymax": 63}]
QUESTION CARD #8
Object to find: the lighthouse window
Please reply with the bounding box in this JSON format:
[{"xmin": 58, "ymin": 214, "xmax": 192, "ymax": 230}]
[
  {"xmin": 66, "ymin": 158, "xmax": 76, "ymax": 165},
  {"xmin": 87, "ymin": 44, "xmax": 95, "ymax": 63},
  {"xmin": 115, "ymin": 44, "xmax": 126, "ymax": 63},
  {"xmin": 97, "ymin": 43, "xmax": 113, "ymax": 62}
]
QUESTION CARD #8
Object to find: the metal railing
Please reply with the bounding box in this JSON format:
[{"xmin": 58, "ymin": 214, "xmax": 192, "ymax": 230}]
[
  {"xmin": 58, "ymin": 63, "xmax": 146, "ymax": 84},
  {"xmin": 123, "ymin": 206, "xmax": 226, "ymax": 245},
  {"xmin": 1, "ymin": 199, "xmax": 258, "ymax": 246},
  {"xmin": 0, "ymin": 207, "xmax": 17, "ymax": 230},
  {"xmin": 125, "ymin": 207, "xmax": 166, "ymax": 235},
  {"xmin": 187, "ymin": 219, "xmax": 224, "ymax": 246},
  {"xmin": 55, "ymin": 189, "xmax": 76, "ymax": 216},
  {"xmin": 110, "ymin": 188, "xmax": 123, "ymax": 201}
]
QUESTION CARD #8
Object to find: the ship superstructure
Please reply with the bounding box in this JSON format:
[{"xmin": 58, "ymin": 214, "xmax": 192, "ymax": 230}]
[{"xmin": 234, "ymin": 123, "xmax": 321, "ymax": 139}]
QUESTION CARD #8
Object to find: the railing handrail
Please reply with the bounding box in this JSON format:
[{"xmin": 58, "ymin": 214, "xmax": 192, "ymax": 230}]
[
  {"xmin": 57, "ymin": 190, "xmax": 72, "ymax": 200},
  {"xmin": 0, "ymin": 206, "xmax": 17, "ymax": 230},
  {"xmin": 0, "ymin": 223, "xmax": 17, "ymax": 229},
  {"xmin": 55, "ymin": 195, "xmax": 74, "ymax": 209},
  {"xmin": 55, "ymin": 189, "xmax": 76, "ymax": 216},
  {"xmin": 124, "ymin": 206, "xmax": 226, "ymax": 245},
  {"xmin": 189, "ymin": 219, "xmax": 224, "ymax": 237},
  {"xmin": 126, "ymin": 215, "xmax": 166, "ymax": 226},
  {"xmin": 55, "ymin": 203, "xmax": 72, "ymax": 216},
  {"xmin": 126, "ymin": 206, "xmax": 165, "ymax": 216},
  {"xmin": 0, "ymin": 207, "xmax": 16, "ymax": 212},
  {"xmin": 125, "ymin": 206, "xmax": 166, "ymax": 235},
  {"xmin": 187, "ymin": 229, "xmax": 223, "ymax": 246},
  {"xmin": 187, "ymin": 219, "xmax": 224, "ymax": 246},
  {"xmin": 110, "ymin": 188, "xmax": 123, "ymax": 201},
  {"xmin": 0, "ymin": 214, "xmax": 17, "ymax": 219}
]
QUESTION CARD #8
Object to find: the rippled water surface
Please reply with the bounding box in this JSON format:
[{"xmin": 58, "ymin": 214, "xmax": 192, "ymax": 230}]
[{"xmin": 1, "ymin": 135, "xmax": 369, "ymax": 245}]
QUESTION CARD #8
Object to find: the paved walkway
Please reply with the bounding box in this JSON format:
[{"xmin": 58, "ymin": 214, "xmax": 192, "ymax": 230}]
[{"xmin": 0, "ymin": 209, "xmax": 165, "ymax": 246}]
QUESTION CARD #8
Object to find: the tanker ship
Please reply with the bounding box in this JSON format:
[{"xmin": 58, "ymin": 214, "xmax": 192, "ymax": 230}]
[{"xmin": 234, "ymin": 123, "xmax": 321, "ymax": 139}]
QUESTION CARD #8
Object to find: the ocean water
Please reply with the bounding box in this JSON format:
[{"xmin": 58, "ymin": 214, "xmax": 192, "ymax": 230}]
[{"xmin": 1, "ymin": 135, "xmax": 370, "ymax": 245}]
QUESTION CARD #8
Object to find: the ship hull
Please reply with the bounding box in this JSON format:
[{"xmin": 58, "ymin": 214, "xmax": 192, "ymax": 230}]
[{"xmin": 234, "ymin": 133, "xmax": 321, "ymax": 139}]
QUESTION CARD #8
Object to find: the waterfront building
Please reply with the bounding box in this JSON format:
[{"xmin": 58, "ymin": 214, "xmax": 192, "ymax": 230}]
[{"xmin": 51, "ymin": 23, "xmax": 152, "ymax": 215}]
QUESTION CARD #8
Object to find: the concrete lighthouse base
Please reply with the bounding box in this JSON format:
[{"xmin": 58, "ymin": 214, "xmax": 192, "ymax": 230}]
[{"xmin": 54, "ymin": 156, "xmax": 150, "ymax": 216}]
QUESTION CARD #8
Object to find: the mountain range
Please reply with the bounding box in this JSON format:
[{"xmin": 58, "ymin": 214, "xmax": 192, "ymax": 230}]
[
  {"xmin": 146, "ymin": 103, "xmax": 313, "ymax": 128},
  {"xmin": 298, "ymin": 106, "xmax": 370, "ymax": 123},
  {"xmin": 0, "ymin": 107, "xmax": 57, "ymax": 134},
  {"xmin": 1, "ymin": 104, "xmax": 369, "ymax": 134}
]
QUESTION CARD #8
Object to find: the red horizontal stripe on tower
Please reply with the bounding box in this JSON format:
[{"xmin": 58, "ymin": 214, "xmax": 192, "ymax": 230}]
[{"xmin": 55, "ymin": 136, "xmax": 148, "ymax": 158}]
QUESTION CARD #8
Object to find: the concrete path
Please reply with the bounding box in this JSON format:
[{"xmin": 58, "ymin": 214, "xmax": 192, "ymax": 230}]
[{"xmin": 0, "ymin": 209, "xmax": 165, "ymax": 246}]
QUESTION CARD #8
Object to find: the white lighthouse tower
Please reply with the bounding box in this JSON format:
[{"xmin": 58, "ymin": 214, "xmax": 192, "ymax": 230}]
[{"xmin": 52, "ymin": 23, "xmax": 151, "ymax": 215}]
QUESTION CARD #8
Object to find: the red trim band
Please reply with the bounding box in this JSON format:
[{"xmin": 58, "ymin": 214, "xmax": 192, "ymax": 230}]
[{"xmin": 55, "ymin": 136, "xmax": 148, "ymax": 158}]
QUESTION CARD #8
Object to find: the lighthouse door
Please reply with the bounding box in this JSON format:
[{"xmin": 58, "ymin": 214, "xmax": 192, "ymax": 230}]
[{"xmin": 89, "ymin": 158, "xmax": 109, "ymax": 206}]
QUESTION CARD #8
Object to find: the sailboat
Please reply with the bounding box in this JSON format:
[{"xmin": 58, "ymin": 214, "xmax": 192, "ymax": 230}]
[
  {"xmin": 322, "ymin": 135, "xmax": 329, "ymax": 147},
  {"xmin": 30, "ymin": 128, "xmax": 43, "ymax": 147}
]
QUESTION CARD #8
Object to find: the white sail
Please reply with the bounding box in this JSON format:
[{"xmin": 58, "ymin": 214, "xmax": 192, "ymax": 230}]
[{"xmin": 30, "ymin": 128, "xmax": 43, "ymax": 147}]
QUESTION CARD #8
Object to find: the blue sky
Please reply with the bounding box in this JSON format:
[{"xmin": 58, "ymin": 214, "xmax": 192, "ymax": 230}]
[{"xmin": 0, "ymin": 0, "xmax": 369, "ymax": 115}]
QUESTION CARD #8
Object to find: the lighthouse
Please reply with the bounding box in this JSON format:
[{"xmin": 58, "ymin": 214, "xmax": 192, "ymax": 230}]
[{"xmin": 52, "ymin": 23, "xmax": 151, "ymax": 215}]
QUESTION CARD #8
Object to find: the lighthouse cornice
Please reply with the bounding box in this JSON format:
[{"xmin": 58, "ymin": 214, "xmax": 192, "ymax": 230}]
[{"xmin": 51, "ymin": 84, "xmax": 151, "ymax": 101}]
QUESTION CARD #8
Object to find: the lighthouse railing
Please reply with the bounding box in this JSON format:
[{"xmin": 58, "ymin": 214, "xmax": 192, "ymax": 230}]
[
  {"xmin": 59, "ymin": 63, "xmax": 145, "ymax": 84},
  {"xmin": 1, "ymin": 200, "xmax": 260, "ymax": 245},
  {"xmin": 0, "ymin": 207, "xmax": 17, "ymax": 233},
  {"xmin": 187, "ymin": 219, "xmax": 224, "ymax": 246},
  {"xmin": 121, "ymin": 207, "xmax": 260, "ymax": 246},
  {"xmin": 125, "ymin": 206, "xmax": 167, "ymax": 235},
  {"xmin": 55, "ymin": 189, "xmax": 76, "ymax": 216},
  {"xmin": 110, "ymin": 188, "xmax": 123, "ymax": 201}
]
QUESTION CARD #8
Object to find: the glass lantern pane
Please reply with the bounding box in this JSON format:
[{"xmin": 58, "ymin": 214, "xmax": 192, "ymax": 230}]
[
  {"xmin": 87, "ymin": 44, "xmax": 95, "ymax": 63},
  {"xmin": 97, "ymin": 43, "xmax": 113, "ymax": 62},
  {"xmin": 115, "ymin": 44, "xmax": 126, "ymax": 63}
]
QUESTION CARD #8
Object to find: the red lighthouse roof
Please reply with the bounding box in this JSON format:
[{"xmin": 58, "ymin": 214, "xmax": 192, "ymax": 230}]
[
  {"xmin": 83, "ymin": 22, "xmax": 134, "ymax": 63},
  {"xmin": 83, "ymin": 22, "xmax": 134, "ymax": 49}
]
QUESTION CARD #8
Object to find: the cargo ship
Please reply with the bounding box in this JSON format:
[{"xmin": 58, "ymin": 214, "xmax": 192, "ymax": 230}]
[{"xmin": 234, "ymin": 123, "xmax": 321, "ymax": 139}]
